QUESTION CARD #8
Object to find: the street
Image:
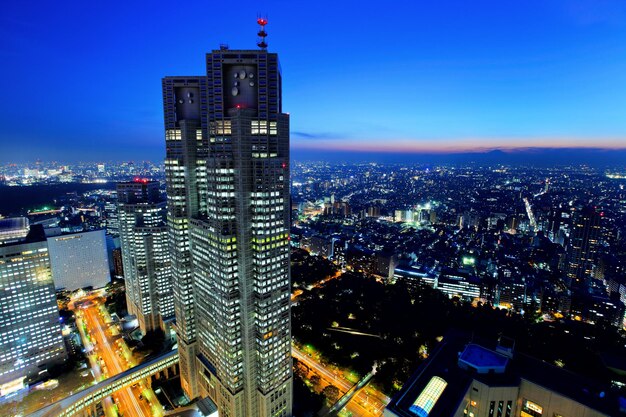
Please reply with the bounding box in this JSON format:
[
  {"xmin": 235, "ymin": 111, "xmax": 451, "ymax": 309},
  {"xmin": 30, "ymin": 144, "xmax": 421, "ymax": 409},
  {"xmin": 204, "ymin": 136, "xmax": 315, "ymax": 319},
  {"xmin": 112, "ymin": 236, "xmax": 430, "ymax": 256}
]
[
  {"xmin": 73, "ymin": 295, "xmax": 162, "ymax": 417},
  {"xmin": 292, "ymin": 346, "xmax": 389, "ymax": 417}
]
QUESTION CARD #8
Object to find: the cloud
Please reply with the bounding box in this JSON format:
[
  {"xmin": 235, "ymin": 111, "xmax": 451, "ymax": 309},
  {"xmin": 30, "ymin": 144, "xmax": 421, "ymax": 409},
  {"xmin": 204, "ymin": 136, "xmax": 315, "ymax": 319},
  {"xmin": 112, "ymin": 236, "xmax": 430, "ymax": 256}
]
[{"xmin": 291, "ymin": 131, "xmax": 346, "ymax": 140}]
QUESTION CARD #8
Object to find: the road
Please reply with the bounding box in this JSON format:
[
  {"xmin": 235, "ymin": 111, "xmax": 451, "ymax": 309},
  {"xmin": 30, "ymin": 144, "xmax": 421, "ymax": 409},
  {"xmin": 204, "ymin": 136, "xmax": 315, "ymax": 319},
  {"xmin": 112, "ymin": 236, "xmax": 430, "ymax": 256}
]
[
  {"xmin": 74, "ymin": 297, "xmax": 162, "ymax": 417},
  {"xmin": 292, "ymin": 347, "xmax": 388, "ymax": 416}
]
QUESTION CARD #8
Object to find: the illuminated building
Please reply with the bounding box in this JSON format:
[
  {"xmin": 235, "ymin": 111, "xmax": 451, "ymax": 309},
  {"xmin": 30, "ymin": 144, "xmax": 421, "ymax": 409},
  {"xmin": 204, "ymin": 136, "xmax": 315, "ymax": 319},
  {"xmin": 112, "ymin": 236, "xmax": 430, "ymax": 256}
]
[
  {"xmin": 437, "ymin": 268, "xmax": 481, "ymax": 300},
  {"xmin": 0, "ymin": 225, "xmax": 66, "ymax": 396},
  {"xmin": 112, "ymin": 247, "xmax": 124, "ymax": 278},
  {"xmin": 394, "ymin": 264, "xmax": 437, "ymax": 289},
  {"xmin": 47, "ymin": 229, "xmax": 111, "ymax": 291},
  {"xmin": 496, "ymin": 277, "xmax": 527, "ymax": 311},
  {"xmin": 565, "ymin": 206, "xmax": 601, "ymax": 287},
  {"xmin": 385, "ymin": 332, "xmax": 620, "ymax": 417},
  {"xmin": 117, "ymin": 180, "xmax": 173, "ymax": 334},
  {"xmin": 163, "ymin": 19, "xmax": 293, "ymax": 416},
  {"xmin": 104, "ymin": 200, "xmax": 120, "ymax": 236}
]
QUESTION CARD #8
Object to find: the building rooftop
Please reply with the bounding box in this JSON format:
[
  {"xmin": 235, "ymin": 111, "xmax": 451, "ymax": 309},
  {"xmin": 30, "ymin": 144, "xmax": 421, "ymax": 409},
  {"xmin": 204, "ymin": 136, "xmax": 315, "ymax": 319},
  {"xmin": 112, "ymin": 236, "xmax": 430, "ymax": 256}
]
[
  {"xmin": 385, "ymin": 330, "xmax": 625, "ymax": 417},
  {"xmin": 0, "ymin": 217, "xmax": 30, "ymax": 244},
  {"xmin": 458, "ymin": 344, "xmax": 508, "ymax": 373},
  {"xmin": 0, "ymin": 224, "xmax": 46, "ymax": 247}
]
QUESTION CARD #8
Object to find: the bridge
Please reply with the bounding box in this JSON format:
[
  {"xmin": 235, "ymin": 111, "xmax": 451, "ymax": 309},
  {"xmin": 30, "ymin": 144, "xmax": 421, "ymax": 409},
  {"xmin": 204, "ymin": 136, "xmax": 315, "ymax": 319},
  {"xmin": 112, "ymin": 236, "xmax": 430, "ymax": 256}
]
[
  {"xmin": 30, "ymin": 350, "xmax": 179, "ymax": 417},
  {"xmin": 326, "ymin": 368, "xmax": 376, "ymax": 416}
]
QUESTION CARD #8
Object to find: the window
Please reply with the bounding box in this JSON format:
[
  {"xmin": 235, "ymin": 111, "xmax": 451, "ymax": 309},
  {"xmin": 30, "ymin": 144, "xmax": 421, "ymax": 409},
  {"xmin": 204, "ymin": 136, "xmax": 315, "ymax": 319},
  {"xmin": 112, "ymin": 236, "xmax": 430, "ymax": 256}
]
[
  {"xmin": 251, "ymin": 120, "xmax": 268, "ymax": 135},
  {"xmin": 521, "ymin": 399, "xmax": 543, "ymax": 417},
  {"xmin": 489, "ymin": 401, "xmax": 495, "ymax": 417},
  {"xmin": 166, "ymin": 129, "xmax": 181, "ymax": 140},
  {"xmin": 505, "ymin": 401, "xmax": 512, "ymax": 417}
]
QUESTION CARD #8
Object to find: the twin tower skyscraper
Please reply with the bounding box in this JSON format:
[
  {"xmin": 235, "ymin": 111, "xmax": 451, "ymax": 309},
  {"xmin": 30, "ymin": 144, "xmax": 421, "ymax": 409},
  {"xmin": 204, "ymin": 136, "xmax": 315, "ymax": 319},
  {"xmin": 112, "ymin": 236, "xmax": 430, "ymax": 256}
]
[{"xmin": 162, "ymin": 38, "xmax": 292, "ymax": 417}]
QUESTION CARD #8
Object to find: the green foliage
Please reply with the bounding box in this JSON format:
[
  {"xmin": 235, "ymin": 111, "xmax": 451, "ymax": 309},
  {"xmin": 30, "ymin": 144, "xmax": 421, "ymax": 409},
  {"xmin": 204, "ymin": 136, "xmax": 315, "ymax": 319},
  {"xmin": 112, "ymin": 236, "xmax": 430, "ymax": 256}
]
[{"xmin": 292, "ymin": 268, "xmax": 626, "ymax": 394}]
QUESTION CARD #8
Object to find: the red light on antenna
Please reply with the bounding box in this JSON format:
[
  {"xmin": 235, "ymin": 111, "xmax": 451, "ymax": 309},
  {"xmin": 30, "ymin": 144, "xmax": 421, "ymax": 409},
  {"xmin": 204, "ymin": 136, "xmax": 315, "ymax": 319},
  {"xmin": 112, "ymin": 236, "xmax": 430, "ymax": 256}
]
[
  {"xmin": 282, "ymin": 162, "xmax": 287, "ymax": 169},
  {"xmin": 236, "ymin": 104, "xmax": 241, "ymax": 109},
  {"xmin": 257, "ymin": 16, "xmax": 268, "ymax": 49}
]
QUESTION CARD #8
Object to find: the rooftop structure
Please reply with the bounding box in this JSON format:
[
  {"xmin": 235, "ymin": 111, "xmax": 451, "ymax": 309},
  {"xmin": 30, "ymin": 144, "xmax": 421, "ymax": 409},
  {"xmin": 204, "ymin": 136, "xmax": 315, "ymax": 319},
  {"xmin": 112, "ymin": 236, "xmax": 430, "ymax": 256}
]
[
  {"xmin": 0, "ymin": 217, "xmax": 30, "ymax": 244},
  {"xmin": 385, "ymin": 331, "xmax": 624, "ymax": 417}
]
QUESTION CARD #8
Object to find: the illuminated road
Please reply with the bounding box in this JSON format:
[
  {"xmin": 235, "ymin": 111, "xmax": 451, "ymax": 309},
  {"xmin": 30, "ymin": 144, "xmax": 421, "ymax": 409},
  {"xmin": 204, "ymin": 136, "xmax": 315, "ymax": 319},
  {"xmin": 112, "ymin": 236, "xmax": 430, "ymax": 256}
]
[
  {"xmin": 523, "ymin": 197, "xmax": 538, "ymax": 232},
  {"xmin": 292, "ymin": 347, "xmax": 388, "ymax": 416},
  {"xmin": 292, "ymin": 270, "xmax": 343, "ymax": 303},
  {"xmin": 74, "ymin": 297, "xmax": 162, "ymax": 417}
]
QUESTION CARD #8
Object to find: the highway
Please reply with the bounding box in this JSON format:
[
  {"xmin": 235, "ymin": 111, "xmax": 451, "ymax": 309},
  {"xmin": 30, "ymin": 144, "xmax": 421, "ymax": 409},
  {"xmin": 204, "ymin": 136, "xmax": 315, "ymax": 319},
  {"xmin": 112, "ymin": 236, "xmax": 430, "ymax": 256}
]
[
  {"xmin": 74, "ymin": 296, "xmax": 162, "ymax": 417},
  {"xmin": 292, "ymin": 347, "xmax": 389, "ymax": 416}
]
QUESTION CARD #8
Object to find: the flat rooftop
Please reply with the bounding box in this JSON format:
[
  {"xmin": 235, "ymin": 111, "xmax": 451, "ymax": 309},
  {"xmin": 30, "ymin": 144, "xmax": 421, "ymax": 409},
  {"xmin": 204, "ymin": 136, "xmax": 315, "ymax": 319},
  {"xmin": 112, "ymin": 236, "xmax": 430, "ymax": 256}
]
[
  {"xmin": 385, "ymin": 330, "xmax": 624, "ymax": 417},
  {"xmin": 458, "ymin": 344, "xmax": 508, "ymax": 372},
  {"xmin": 0, "ymin": 217, "xmax": 29, "ymax": 231}
]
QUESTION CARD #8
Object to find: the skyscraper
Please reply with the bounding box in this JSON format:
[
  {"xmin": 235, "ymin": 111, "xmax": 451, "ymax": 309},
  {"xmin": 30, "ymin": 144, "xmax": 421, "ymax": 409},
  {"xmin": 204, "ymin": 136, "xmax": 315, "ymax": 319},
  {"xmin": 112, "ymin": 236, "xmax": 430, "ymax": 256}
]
[
  {"xmin": 0, "ymin": 224, "xmax": 66, "ymax": 396},
  {"xmin": 163, "ymin": 21, "xmax": 292, "ymax": 417},
  {"xmin": 117, "ymin": 179, "xmax": 174, "ymax": 334},
  {"xmin": 565, "ymin": 206, "xmax": 602, "ymax": 286}
]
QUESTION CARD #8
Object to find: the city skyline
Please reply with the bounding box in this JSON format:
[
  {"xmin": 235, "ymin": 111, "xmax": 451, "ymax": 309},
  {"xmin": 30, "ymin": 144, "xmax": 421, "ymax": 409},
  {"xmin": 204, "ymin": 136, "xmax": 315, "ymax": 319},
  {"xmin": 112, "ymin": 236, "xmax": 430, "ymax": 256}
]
[
  {"xmin": 2, "ymin": 3, "xmax": 626, "ymax": 417},
  {"xmin": 3, "ymin": 1, "xmax": 626, "ymax": 162}
]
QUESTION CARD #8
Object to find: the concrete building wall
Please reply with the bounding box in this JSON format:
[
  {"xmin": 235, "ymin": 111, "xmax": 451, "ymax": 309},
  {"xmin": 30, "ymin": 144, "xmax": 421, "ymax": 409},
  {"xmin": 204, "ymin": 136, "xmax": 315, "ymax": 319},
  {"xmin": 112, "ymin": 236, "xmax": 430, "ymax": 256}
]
[{"xmin": 47, "ymin": 229, "xmax": 111, "ymax": 291}]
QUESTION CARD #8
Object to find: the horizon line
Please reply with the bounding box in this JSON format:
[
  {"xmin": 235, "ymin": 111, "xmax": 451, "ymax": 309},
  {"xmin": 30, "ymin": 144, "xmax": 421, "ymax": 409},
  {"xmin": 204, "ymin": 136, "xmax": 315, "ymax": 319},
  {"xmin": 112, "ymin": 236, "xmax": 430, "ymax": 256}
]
[{"xmin": 291, "ymin": 140, "xmax": 626, "ymax": 154}]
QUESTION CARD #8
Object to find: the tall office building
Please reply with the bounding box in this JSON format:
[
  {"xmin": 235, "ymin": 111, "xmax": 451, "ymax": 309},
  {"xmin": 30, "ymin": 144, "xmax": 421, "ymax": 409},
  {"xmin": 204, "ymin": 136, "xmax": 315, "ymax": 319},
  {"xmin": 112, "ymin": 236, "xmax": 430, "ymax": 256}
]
[
  {"xmin": 565, "ymin": 206, "xmax": 601, "ymax": 286},
  {"xmin": 163, "ymin": 20, "xmax": 292, "ymax": 417},
  {"xmin": 104, "ymin": 199, "xmax": 120, "ymax": 236},
  {"xmin": 0, "ymin": 224, "xmax": 66, "ymax": 396},
  {"xmin": 117, "ymin": 180, "xmax": 174, "ymax": 334}
]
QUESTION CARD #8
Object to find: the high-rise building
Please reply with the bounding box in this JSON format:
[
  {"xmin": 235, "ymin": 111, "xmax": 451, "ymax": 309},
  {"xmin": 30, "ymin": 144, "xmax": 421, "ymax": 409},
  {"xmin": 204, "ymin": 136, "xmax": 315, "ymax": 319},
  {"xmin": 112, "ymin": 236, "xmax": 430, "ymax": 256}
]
[
  {"xmin": 0, "ymin": 225, "xmax": 67, "ymax": 396},
  {"xmin": 104, "ymin": 199, "xmax": 120, "ymax": 236},
  {"xmin": 163, "ymin": 21, "xmax": 292, "ymax": 417},
  {"xmin": 117, "ymin": 180, "xmax": 173, "ymax": 334},
  {"xmin": 565, "ymin": 206, "xmax": 601, "ymax": 286},
  {"xmin": 47, "ymin": 229, "xmax": 111, "ymax": 291},
  {"xmin": 112, "ymin": 247, "xmax": 124, "ymax": 278}
]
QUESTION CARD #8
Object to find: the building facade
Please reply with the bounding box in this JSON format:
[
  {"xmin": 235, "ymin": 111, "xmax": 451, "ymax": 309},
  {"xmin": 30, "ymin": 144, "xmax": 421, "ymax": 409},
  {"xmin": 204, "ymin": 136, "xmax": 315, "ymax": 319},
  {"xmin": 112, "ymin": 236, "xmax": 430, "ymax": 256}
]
[
  {"xmin": 47, "ymin": 229, "xmax": 111, "ymax": 291},
  {"xmin": 0, "ymin": 225, "xmax": 67, "ymax": 395},
  {"xmin": 565, "ymin": 206, "xmax": 601, "ymax": 287},
  {"xmin": 163, "ymin": 40, "xmax": 292, "ymax": 416},
  {"xmin": 117, "ymin": 180, "xmax": 173, "ymax": 334}
]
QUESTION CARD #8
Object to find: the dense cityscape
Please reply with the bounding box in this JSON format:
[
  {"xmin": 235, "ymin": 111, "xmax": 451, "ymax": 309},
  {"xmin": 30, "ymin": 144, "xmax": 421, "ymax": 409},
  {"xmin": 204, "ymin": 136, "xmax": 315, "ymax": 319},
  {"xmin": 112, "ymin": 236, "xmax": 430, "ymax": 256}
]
[
  {"xmin": 3, "ymin": 2, "xmax": 626, "ymax": 417},
  {"xmin": 1, "ymin": 158, "xmax": 626, "ymax": 416}
]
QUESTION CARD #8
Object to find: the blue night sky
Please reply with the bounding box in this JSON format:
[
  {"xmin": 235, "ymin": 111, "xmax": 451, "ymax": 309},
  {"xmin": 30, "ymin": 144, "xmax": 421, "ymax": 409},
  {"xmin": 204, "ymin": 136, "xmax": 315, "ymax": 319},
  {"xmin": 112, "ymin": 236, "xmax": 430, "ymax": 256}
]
[{"xmin": 2, "ymin": 0, "xmax": 626, "ymax": 162}]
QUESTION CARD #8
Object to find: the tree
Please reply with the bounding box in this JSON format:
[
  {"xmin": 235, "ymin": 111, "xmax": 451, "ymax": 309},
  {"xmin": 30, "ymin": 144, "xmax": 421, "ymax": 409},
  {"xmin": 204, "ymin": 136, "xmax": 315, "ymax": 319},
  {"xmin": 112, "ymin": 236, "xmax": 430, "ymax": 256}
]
[{"xmin": 322, "ymin": 385, "xmax": 340, "ymax": 403}]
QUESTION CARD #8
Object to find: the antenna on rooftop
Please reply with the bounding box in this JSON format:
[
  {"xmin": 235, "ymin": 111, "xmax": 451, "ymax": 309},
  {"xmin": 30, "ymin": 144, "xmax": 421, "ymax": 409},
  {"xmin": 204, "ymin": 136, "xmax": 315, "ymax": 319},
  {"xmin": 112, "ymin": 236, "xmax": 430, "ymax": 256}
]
[{"xmin": 257, "ymin": 15, "xmax": 268, "ymax": 50}]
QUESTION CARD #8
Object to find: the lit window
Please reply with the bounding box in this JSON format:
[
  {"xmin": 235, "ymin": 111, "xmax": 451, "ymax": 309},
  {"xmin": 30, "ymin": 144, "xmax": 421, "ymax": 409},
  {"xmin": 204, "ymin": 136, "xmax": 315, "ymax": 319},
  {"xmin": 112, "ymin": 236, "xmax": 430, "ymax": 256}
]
[{"xmin": 521, "ymin": 399, "xmax": 543, "ymax": 417}]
